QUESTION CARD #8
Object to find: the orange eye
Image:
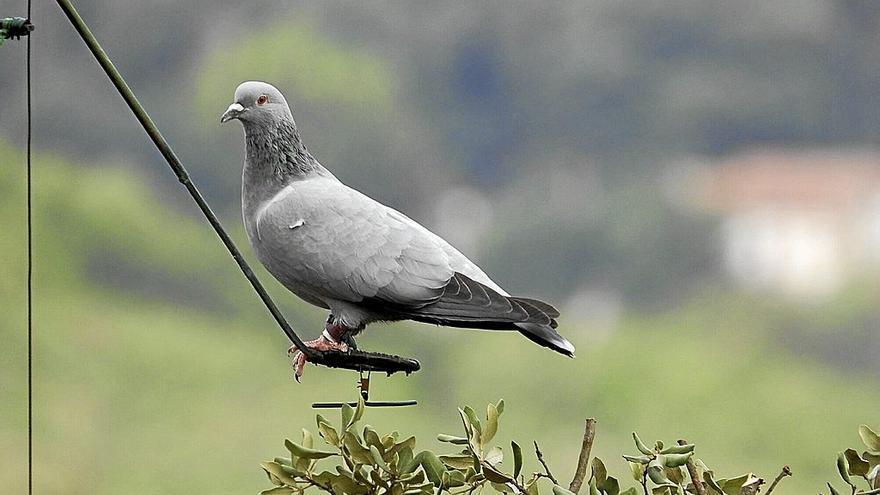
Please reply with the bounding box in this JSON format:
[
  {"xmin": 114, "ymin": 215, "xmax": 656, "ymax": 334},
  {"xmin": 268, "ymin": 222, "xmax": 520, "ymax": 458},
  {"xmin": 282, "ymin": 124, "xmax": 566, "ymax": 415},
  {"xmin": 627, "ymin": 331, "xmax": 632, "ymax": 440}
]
[{"xmin": 256, "ymin": 94, "xmax": 269, "ymax": 105}]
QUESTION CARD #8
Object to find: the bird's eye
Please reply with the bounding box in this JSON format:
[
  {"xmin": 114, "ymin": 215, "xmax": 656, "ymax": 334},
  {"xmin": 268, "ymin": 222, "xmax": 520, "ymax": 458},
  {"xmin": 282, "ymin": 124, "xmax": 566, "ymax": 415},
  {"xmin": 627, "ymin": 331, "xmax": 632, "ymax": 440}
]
[{"xmin": 256, "ymin": 94, "xmax": 269, "ymax": 106}]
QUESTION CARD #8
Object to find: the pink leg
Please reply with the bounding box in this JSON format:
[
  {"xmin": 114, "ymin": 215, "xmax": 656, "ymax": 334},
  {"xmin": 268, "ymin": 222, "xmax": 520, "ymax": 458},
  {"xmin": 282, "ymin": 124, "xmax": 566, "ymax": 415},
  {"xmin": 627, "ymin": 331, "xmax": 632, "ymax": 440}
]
[{"xmin": 288, "ymin": 320, "xmax": 351, "ymax": 382}]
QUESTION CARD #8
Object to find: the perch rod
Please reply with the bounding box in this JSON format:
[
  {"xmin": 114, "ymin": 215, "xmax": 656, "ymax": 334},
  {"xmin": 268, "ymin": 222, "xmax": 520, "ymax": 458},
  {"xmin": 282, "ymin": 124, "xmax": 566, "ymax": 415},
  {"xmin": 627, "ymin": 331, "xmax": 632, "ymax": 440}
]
[{"xmin": 54, "ymin": 0, "xmax": 420, "ymax": 375}]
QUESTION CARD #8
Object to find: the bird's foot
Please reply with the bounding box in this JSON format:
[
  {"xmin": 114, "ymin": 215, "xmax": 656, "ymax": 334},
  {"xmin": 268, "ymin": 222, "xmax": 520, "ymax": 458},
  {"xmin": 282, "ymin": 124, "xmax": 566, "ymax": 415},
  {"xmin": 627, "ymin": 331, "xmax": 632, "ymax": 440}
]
[{"xmin": 288, "ymin": 336, "xmax": 349, "ymax": 382}]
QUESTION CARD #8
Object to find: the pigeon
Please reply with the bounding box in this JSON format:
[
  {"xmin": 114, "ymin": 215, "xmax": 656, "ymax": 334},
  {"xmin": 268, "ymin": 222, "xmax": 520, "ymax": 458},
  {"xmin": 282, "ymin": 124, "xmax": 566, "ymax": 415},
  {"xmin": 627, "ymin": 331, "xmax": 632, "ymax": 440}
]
[{"xmin": 221, "ymin": 81, "xmax": 574, "ymax": 379}]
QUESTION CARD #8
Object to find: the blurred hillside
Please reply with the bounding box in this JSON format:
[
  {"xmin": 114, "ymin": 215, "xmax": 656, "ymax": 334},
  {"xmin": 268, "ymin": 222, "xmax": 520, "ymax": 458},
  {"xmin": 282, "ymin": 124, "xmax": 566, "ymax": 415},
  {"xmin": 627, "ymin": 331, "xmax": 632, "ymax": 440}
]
[
  {"xmin": 5, "ymin": 0, "xmax": 879, "ymax": 310},
  {"xmin": 2, "ymin": 2, "xmax": 880, "ymax": 494},
  {"xmin": 1, "ymin": 142, "xmax": 879, "ymax": 494}
]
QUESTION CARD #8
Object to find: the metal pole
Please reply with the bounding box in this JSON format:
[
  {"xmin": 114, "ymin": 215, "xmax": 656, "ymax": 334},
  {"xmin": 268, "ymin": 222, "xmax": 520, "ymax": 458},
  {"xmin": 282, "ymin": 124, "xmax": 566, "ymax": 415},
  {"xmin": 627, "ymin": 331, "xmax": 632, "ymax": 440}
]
[{"xmin": 53, "ymin": 0, "xmax": 316, "ymax": 359}]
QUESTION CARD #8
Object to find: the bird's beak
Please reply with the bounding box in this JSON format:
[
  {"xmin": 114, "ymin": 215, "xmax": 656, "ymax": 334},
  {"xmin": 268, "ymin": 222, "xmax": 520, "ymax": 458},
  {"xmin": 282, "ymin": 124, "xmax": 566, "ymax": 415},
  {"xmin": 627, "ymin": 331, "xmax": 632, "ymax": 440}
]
[{"xmin": 220, "ymin": 102, "xmax": 245, "ymax": 123}]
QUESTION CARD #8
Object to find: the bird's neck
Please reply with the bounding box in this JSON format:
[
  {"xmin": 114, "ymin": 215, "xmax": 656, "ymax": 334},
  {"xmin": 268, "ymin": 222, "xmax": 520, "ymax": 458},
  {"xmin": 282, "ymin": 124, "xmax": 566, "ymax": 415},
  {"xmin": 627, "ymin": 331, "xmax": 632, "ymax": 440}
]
[{"xmin": 243, "ymin": 118, "xmax": 323, "ymax": 181}]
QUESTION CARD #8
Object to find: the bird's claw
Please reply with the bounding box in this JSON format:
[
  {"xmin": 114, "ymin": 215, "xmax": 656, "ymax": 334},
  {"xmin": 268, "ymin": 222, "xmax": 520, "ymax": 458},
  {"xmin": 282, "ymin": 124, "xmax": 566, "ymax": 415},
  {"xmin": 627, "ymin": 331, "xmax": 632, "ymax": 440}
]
[{"xmin": 288, "ymin": 336, "xmax": 349, "ymax": 382}]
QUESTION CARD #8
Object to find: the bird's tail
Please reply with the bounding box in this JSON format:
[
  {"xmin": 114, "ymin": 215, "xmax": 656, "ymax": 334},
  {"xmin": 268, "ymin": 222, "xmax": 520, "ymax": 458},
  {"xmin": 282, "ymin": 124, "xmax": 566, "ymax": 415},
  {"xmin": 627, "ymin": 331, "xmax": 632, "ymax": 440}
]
[
  {"xmin": 394, "ymin": 273, "xmax": 576, "ymax": 357},
  {"xmin": 515, "ymin": 322, "xmax": 575, "ymax": 357}
]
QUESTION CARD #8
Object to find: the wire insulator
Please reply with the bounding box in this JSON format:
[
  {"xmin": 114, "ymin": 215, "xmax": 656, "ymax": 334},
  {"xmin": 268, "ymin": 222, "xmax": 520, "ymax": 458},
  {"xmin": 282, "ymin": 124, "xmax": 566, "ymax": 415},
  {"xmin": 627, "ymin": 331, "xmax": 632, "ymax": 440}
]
[{"xmin": 0, "ymin": 17, "xmax": 34, "ymax": 43}]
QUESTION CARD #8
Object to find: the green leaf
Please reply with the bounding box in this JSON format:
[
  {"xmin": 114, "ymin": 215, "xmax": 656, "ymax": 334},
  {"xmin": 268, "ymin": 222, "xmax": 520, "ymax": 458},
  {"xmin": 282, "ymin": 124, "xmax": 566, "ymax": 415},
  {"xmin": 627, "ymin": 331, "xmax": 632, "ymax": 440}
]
[
  {"xmin": 259, "ymin": 487, "xmax": 295, "ymax": 495},
  {"xmin": 861, "ymin": 425, "xmax": 880, "ymax": 453},
  {"xmin": 398, "ymin": 446, "xmax": 414, "ymax": 472},
  {"xmin": 402, "ymin": 488, "xmax": 433, "ymax": 495},
  {"xmin": 341, "ymin": 403, "xmax": 355, "ymax": 431},
  {"xmin": 483, "ymin": 462, "xmax": 514, "ymax": 484},
  {"xmin": 838, "ymin": 451, "xmax": 854, "ymax": 487},
  {"xmin": 463, "ymin": 406, "xmax": 482, "ymax": 434},
  {"xmin": 660, "ymin": 452, "xmax": 693, "ymax": 468},
  {"xmin": 647, "ymin": 459, "xmax": 675, "ymax": 487},
  {"xmin": 490, "ymin": 481, "xmax": 512, "ymax": 492},
  {"xmin": 301, "ymin": 428, "xmax": 314, "ymax": 450},
  {"xmin": 457, "ymin": 408, "xmax": 474, "ymax": 445},
  {"xmin": 353, "ymin": 465, "xmax": 370, "ymax": 484},
  {"xmin": 402, "ymin": 469, "xmax": 426, "ymax": 485},
  {"xmin": 485, "ymin": 446, "xmax": 503, "ymax": 466},
  {"xmin": 354, "ymin": 398, "xmax": 365, "ymax": 423},
  {"xmin": 527, "ymin": 479, "xmax": 541, "ymax": 495},
  {"xmin": 327, "ymin": 471, "xmax": 369, "ymax": 495},
  {"xmin": 553, "ymin": 485, "xmax": 577, "ymax": 495},
  {"xmin": 660, "ymin": 444, "xmax": 694, "ymax": 455},
  {"xmin": 294, "ymin": 452, "xmax": 311, "ymax": 475},
  {"xmin": 364, "ymin": 425, "xmax": 384, "ymax": 452},
  {"xmin": 619, "ymin": 489, "xmax": 639, "ymax": 495},
  {"xmin": 702, "ymin": 471, "xmax": 724, "ymax": 495},
  {"xmin": 439, "ymin": 454, "xmax": 475, "ymax": 470},
  {"xmin": 623, "ymin": 455, "xmax": 651, "ymax": 464},
  {"xmin": 592, "ymin": 457, "xmax": 608, "ymax": 486},
  {"xmin": 869, "ymin": 465, "xmax": 880, "ymax": 490},
  {"xmin": 264, "ymin": 467, "xmax": 284, "ymax": 487},
  {"xmin": 285, "ymin": 439, "xmax": 337, "ymax": 459},
  {"xmin": 496, "ymin": 399, "xmax": 505, "ymax": 415},
  {"xmin": 280, "ymin": 464, "xmax": 307, "ymax": 478},
  {"xmin": 483, "ymin": 403, "xmax": 499, "ymax": 448},
  {"xmin": 512, "ymin": 441, "xmax": 523, "ymax": 478},
  {"xmin": 633, "ymin": 432, "xmax": 653, "ymax": 455},
  {"xmin": 415, "ymin": 451, "xmax": 446, "ymax": 486},
  {"xmin": 664, "ymin": 466, "xmax": 685, "ymax": 485},
  {"xmin": 601, "ymin": 476, "xmax": 620, "ymax": 495},
  {"xmin": 370, "ymin": 467, "xmax": 389, "ymax": 488},
  {"xmin": 343, "ymin": 432, "xmax": 374, "ymax": 465},
  {"xmin": 845, "ymin": 449, "xmax": 870, "ymax": 477},
  {"xmin": 827, "ymin": 481, "xmax": 842, "ymax": 495},
  {"xmin": 716, "ymin": 474, "xmax": 749, "ymax": 495},
  {"xmin": 437, "ymin": 434, "xmax": 468, "ymax": 445},
  {"xmin": 318, "ymin": 421, "xmax": 340, "ymax": 446},
  {"xmin": 261, "ymin": 461, "xmax": 298, "ymax": 485},
  {"xmin": 381, "ymin": 433, "xmax": 396, "ymax": 450},
  {"xmin": 371, "ymin": 444, "xmax": 390, "ymax": 470},
  {"xmin": 446, "ymin": 470, "xmax": 466, "ymax": 488},
  {"xmin": 388, "ymin": 436, "xmax": 417, "ymax": 460},
  {"xmin": 316, "ymin": 413, "xmax": 330, "ymax": 428},
  {"xmin": 695, "ymin": 459, "xmax": 713, "ymax": 477},
  {"xmin": 628, "ymin": 461, "xmax": 645, "ymax": 481}
]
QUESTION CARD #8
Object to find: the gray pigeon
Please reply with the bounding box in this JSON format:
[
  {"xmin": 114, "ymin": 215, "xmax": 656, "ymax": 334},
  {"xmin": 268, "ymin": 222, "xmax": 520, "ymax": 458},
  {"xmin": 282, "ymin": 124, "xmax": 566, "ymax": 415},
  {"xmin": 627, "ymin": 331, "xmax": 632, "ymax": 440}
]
[{"xmin": 221, "ymin": 81, "xmax": 574, "ymax": 379}]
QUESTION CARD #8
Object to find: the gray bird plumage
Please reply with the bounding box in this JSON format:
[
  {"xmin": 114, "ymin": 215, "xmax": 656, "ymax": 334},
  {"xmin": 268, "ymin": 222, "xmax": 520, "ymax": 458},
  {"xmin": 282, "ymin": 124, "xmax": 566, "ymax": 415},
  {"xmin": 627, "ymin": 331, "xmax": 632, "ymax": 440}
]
[{"xmin": 222, "ymin": 81, "xmax": 574, "ymax": 357}]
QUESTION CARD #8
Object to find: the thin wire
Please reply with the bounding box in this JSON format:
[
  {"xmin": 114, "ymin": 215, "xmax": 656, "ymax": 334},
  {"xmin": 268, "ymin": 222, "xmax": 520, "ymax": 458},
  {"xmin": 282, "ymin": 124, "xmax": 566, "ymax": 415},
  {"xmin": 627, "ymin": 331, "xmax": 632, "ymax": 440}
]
[{"xmin": 26, "ymin": 0, "xmax": 33, "ymax": 492}]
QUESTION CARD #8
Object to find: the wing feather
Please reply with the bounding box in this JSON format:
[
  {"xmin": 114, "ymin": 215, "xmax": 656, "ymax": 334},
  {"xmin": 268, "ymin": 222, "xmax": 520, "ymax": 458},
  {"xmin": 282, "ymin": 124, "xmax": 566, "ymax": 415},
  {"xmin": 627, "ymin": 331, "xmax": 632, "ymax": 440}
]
[{"xmin": 256, "ymin": 178, "xmax": 454, "ymax": 306}]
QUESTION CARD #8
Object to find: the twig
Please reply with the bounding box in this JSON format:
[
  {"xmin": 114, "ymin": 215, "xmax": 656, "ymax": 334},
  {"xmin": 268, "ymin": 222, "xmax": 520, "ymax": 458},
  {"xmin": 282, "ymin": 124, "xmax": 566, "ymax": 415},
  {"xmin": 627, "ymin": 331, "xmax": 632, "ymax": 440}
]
[
  {"xmin": 678, "ymin": 439, "xmax": 706, "ymax": 495},
  {"xmin": 534, "ymin": 441, "xmax": 559, "ymax": 485},
  {"xmin": 569, "ymin": 418, "xmax": 597, "ymax": 493},
  {"xmin": 764, "ymin": 465, "xmax": 792, "ymax": 495},
  {"xmin": 640, "ymin": 466, "xmax": 649, "ymax": 495}
]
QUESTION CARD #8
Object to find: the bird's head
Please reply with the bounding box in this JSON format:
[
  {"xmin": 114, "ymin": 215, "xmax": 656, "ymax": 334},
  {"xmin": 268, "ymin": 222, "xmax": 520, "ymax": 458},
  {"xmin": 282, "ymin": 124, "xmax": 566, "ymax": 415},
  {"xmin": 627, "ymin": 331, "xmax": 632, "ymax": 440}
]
[{"xmin": 220, "ymin": 81, "xmax": 292, "ymax": 125}]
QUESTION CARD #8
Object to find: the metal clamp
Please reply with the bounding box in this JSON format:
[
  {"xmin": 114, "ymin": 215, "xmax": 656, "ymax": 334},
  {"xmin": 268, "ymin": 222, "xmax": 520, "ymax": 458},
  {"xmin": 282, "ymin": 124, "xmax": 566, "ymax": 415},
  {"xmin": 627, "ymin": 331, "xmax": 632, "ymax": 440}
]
[{"xmin": 311, "ymin": 369, "xmax": 418, "ymax": 409}]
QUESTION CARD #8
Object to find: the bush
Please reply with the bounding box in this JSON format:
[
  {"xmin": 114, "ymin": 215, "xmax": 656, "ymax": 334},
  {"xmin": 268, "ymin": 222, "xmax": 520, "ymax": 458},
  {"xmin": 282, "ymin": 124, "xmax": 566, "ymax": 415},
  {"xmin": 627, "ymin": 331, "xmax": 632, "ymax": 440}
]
[{"xmin": 259, "ymin": 400, "xmax": 880, "ymax": 495}]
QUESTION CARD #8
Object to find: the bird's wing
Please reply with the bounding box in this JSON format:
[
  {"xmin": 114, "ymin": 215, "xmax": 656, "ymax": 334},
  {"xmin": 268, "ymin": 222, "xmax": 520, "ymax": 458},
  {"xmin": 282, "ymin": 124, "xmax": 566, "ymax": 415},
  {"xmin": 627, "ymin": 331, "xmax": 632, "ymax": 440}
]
[
  {"xmin": 256, "ymin": 177, "xmax": 571, "ymax": 355},
  {"xmin": 256, "ymin": 178, "xmax": 458, "ymax": 306}
]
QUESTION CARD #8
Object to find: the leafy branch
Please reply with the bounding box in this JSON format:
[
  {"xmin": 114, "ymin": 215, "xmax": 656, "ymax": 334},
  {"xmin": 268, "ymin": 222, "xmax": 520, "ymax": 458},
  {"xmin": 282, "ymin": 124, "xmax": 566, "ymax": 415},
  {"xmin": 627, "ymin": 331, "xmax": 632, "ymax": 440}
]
[{"xmin": 259, "ymin": 401, "xmax": 878, "ymax": 495}]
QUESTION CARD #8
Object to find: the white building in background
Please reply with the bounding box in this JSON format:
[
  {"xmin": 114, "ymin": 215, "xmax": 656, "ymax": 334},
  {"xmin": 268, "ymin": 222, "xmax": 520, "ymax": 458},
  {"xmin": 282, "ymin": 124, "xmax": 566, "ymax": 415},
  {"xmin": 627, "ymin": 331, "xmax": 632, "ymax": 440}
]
[{"xmin": 698, "ymin": 149, "xmax": 880, "ymax": 298}]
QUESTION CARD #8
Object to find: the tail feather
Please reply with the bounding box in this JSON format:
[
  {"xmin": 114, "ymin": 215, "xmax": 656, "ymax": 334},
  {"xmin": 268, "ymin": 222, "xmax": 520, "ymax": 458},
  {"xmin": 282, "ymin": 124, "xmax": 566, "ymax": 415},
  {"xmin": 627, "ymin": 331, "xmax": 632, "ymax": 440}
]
[
  {"xmin": 515, "ymin": 322, "xmax": 575, "ymax": 356},
  {"xmin": 378, "ymin": 272, "xmax": 575, "ymax": 357}
]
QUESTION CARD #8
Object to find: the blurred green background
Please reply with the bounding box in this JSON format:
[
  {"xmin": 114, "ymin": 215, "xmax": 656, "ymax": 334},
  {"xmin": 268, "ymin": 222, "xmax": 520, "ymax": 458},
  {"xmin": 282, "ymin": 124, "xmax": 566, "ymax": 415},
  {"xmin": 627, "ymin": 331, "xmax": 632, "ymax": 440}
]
[{"xmin": 1, "ymin": 1, "xmax": 879, "ymax": 493}]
